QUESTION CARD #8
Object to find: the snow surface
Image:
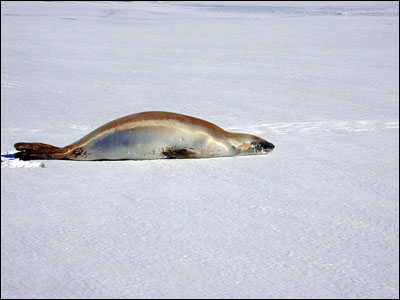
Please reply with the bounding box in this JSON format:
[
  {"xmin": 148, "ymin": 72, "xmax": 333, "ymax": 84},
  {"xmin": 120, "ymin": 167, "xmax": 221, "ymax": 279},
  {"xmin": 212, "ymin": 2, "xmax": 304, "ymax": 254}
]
[{"xmin": 1, "ymin": 1, "xmax": 399, "ymax": 298}]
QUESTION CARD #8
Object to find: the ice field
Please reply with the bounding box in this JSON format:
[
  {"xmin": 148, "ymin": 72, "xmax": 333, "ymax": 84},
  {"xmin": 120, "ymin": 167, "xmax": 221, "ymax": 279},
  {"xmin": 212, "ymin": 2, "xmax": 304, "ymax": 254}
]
[{"xmin": 1, "ymin": 1, "xmax": 399, "ymax": 298}]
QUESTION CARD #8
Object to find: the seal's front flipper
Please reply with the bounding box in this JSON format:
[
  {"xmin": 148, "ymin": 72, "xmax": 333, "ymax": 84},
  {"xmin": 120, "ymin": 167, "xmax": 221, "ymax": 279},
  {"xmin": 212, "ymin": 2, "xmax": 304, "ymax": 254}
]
[{"xmin": 162, "ymin": 148, "xmax": 200, "ymax": 159}]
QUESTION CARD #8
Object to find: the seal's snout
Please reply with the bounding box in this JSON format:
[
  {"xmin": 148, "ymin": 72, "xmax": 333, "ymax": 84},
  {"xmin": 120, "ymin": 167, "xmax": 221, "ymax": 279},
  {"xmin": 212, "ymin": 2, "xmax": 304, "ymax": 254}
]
[
  {"xmin": 251, "ymin": 140, "xmax": 275, "ymax": 153},
  {"xmin": 260, "ymin": 141, "xmax": 275, "ymax": 150}
]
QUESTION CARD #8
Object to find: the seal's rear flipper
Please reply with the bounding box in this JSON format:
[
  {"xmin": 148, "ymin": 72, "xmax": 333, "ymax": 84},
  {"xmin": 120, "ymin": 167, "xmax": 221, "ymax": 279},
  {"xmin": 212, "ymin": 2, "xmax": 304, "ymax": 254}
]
[
  {"xmin": 14, "ymin": 142, "xmax": 65, "ymax": 160},
  {"xmin": 14, "ymin": 151, "xmax": 43, "ymax": 160},
  {"xmin": 162, "ymin": 148, "xmax": 200, "ymax": 159},
  {"xmin": 15, "ymin": 142, "xmax": 61, "ymax": 152}
]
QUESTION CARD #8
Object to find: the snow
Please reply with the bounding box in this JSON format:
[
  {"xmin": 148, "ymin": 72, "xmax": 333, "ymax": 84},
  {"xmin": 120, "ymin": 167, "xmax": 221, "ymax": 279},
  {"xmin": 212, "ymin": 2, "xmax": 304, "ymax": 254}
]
[{"xmin": 1, "ymin": 1, "xmax": 399, "ymax": 298}]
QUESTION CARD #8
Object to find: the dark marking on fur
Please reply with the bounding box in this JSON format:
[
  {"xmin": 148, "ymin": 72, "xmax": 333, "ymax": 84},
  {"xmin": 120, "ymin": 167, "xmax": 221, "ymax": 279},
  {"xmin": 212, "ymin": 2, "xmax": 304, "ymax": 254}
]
[{"xmin": 162, "ymin": 148, "xmax": 199, "ymax": 159}]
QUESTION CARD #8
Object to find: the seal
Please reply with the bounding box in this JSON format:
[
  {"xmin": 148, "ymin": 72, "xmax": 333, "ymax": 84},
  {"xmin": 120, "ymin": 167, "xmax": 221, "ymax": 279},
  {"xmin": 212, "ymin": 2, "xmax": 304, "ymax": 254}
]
[{"xmin": 14, "ymin": 111, "xmax": 274, "ymax": 160}]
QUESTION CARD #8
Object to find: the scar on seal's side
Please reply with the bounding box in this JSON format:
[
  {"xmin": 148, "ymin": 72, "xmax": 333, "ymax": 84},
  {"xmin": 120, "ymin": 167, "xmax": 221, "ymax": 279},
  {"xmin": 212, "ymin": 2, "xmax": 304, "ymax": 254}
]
[{"xmin": 14, "ymin": 111, "xmax": 275, "ymax": 161}]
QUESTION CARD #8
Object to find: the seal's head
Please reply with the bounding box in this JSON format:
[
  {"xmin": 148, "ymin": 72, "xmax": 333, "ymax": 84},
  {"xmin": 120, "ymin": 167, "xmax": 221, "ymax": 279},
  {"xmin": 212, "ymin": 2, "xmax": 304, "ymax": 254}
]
[{"xmin": 229, "ymin": 133, "xmax": 275, "ymax": 156}]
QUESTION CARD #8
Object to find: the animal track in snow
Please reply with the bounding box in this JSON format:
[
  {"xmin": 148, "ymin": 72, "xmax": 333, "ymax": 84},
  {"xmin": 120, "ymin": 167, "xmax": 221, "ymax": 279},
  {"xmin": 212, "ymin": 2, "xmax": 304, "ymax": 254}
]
[{"xmin": 227, "ymin": 120, "xmax": 399, "ymax": 135}]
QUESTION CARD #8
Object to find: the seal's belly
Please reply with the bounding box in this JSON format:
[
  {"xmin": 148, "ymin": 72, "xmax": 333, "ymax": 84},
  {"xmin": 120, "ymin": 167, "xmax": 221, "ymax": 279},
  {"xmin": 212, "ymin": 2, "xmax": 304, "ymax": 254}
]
[{"xmin": 80, "ymin": 126, "xmax": 230, "ymax": 160}]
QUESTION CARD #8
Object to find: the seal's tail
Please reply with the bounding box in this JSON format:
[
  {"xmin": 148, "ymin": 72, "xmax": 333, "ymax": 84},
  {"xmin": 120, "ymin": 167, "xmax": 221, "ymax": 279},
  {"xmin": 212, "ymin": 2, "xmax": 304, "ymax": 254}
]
[{"xmin": 14, "ymin": 142, "xmax": 66, "ymax": 160}]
